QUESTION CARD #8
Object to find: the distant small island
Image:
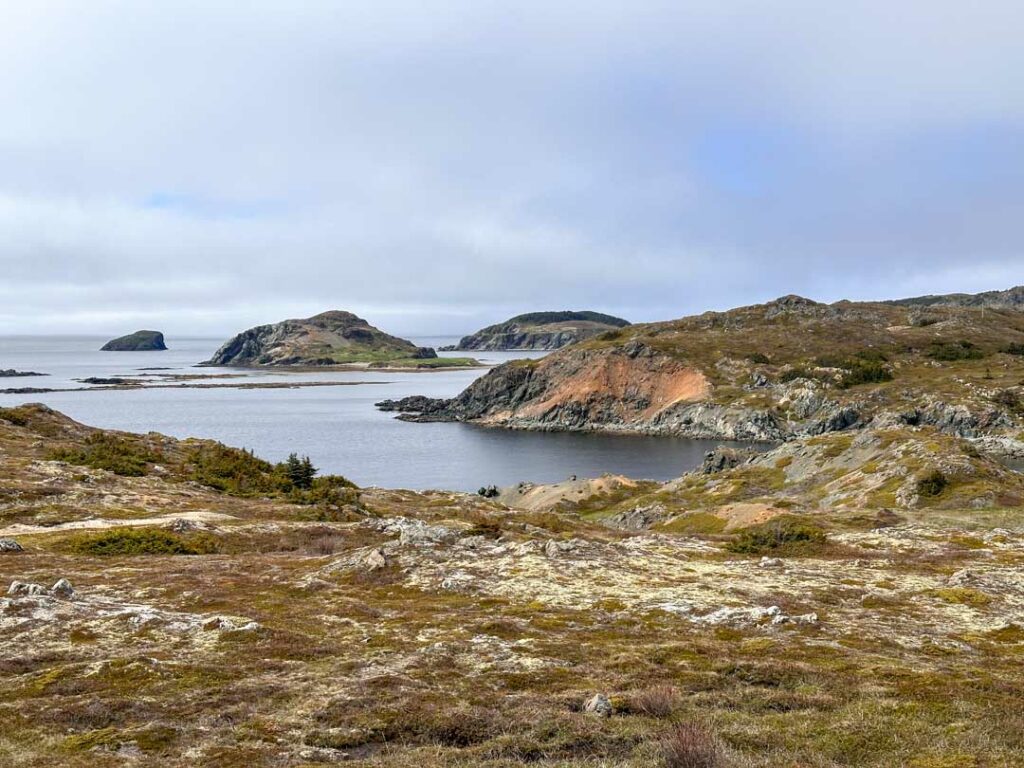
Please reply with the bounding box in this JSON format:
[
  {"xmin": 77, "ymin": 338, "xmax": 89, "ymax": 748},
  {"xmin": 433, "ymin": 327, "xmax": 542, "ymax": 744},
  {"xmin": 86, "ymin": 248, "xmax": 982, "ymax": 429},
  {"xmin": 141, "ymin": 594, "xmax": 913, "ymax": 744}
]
[
  {"xmin": 100, "ymin": 330, "xmax": 168, "ymax": 351},
  {"xmin": 202, "ymin": 310, "xmax": 478, "ymax": 369},
  {"xmin": 0, "ymin": 369, "xmax": 47, "ymax": 377},
  {"xmin": 441, "ymin": 310, "xmax": 631, "ymax": 351}
]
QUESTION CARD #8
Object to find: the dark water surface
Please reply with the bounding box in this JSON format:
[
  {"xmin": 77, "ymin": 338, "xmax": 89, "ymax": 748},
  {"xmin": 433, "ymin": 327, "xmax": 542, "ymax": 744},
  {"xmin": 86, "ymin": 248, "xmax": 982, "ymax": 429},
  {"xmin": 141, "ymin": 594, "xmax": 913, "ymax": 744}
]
[{"xmin": 0, "ymin": 335, "xmax": 750, "ymax": 491}]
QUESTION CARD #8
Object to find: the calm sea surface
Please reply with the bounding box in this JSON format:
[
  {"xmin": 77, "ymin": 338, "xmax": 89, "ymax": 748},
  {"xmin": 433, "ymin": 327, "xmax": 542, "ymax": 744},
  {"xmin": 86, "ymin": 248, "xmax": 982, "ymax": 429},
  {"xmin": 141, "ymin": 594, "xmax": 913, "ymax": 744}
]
[{"xmin": 0, "ymin": 335, "xmax": 750, "ymax": 491}]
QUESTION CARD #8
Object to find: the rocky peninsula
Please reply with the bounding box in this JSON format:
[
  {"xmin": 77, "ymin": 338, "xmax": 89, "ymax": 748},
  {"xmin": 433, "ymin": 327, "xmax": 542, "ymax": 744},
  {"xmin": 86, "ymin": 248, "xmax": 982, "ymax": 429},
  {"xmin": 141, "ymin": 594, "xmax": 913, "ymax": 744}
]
[
  {"xmin": 100, "ymin": 330, "xmax": 168, "ymax": 351},
  {"xmin": 380, "ymin": 288, "xmax": 1024, "ymax": 446},
  {"xmin": 441, "ymin": 310, "xmax": 630, "ymax": 351}
]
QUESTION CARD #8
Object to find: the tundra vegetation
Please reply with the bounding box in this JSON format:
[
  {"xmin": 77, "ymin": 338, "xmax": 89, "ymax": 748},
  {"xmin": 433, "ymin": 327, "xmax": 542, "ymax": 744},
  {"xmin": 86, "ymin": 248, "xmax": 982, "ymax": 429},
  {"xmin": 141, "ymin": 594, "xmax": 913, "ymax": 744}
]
[{"xmin": 2, "ymin": 396, "xmax": 1024, "ymax": 768}]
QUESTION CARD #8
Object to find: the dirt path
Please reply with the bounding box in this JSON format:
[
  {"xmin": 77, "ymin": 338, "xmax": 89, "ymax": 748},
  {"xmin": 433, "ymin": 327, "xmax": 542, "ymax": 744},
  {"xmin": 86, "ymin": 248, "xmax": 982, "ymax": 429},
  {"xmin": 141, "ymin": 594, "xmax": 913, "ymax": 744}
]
[{"xmin": 0, "ymin": 509, "xmax": 237, "ymax": 537}]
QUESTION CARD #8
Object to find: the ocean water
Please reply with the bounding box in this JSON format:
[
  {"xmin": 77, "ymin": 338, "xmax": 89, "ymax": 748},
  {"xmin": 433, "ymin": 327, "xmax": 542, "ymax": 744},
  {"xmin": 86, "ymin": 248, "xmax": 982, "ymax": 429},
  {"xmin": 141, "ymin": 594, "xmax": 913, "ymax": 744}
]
[{"xmin": 0, "ymin": 335, "xmax": 750, "ymax": 491}]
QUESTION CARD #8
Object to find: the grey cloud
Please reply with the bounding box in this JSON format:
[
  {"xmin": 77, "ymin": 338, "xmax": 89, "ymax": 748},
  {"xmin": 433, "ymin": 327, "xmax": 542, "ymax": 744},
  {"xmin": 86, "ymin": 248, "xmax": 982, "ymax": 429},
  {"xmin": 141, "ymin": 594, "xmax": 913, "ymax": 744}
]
[{"xmin": 1, "ymin": 1, "xmax": 1022, "ymax": 336}]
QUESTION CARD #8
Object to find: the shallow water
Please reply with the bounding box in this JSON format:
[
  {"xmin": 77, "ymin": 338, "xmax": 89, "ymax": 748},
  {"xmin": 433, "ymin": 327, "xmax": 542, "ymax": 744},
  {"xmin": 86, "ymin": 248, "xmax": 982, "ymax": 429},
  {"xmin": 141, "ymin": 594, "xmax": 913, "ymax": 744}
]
[{"xmin": 0, "ymin": 335, "xmax": 752, "ymax": 491}]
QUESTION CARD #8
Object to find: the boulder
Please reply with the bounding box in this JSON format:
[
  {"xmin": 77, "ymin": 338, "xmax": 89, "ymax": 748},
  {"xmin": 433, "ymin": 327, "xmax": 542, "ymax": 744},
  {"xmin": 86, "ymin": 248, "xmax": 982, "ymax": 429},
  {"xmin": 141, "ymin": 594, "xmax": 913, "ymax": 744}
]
[
  {"xmin": 7, "ymin": 581, "xmax": 47, "ymax": 597},
  {"xmin": 0, "ymin": 538, "xmax": 24, "ymax": 553},
  {"xmin": 50, "ymin": 578, "xmax": 75, "ymax": 599},
  {"xmin": 583, "ymin": 693, "xmax": 613, "ymax": 717}
]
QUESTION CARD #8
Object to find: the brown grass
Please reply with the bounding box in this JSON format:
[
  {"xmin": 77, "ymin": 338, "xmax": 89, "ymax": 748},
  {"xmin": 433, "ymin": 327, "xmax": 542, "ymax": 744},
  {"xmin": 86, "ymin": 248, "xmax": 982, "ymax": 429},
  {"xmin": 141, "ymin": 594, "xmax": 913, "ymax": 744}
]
[{"xmin": 661, "ymin": 721, "xmax": 722, "ymax": 768}]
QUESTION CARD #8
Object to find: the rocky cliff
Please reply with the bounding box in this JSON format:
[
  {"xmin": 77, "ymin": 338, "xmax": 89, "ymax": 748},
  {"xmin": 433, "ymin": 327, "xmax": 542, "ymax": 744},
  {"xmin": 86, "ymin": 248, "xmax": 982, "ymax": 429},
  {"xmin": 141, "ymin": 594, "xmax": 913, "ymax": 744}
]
[
  {"xmin": 100, "ymin": 330, "xmax": 167, "ymax": 351},
  {"xmin": 442, "ymin": 310, "xmax": 630, "ymax": 351},
  {"xmin": 380, "ymin": 289, "xmax": 1024, "ymax": 442},
  {"xmin": 203, "ymin": 311, "xmax": 436, "ymax": 366}
]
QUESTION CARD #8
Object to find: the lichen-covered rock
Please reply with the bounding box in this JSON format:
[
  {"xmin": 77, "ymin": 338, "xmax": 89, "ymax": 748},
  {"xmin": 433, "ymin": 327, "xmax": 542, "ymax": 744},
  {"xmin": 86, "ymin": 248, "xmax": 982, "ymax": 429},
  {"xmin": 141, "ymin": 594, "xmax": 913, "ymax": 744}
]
[
  {"xmin": 50, "ymin": 578, "xmax": 75, "ymax": 599},
  {"xmin": 583, "ymin": 693, "xmax": 613, "ymax": 717}
]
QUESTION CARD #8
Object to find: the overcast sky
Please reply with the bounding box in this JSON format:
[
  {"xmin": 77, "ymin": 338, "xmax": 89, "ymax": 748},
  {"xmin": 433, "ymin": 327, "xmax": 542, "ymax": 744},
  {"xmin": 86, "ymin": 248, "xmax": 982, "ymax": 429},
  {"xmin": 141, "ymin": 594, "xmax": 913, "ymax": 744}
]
[{"xmin": 1, "ymin": 1, "xmax": 1022, "ymax": 337}]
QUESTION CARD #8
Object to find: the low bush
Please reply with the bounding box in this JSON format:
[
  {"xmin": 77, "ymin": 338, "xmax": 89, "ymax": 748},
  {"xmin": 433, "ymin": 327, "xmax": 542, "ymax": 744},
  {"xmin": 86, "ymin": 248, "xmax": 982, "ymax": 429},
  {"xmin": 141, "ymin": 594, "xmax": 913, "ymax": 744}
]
[
  {"xmin": 926, "ymin": 340, "xmax": 985, "ymax": 361},
  {"xmin": 778, "ymin": 367, "xmax": 817, "ymax": 383},
  {"xmin": 49, "ymin": 433, "xmax": 163, "ymax": 477},
  {"xmin": 630, "ymin": 685, "xmax": 680, "ymax": 718},
  {"xmin": 187, "ymin": 444, "xmax": 356, "ymax": 504},
  {"xmin": 838, "ymin": 359, "xmax": 894, "ymax": 388},
  {"xmin": 62, "ymin": 527, "xmax": 218, "ymax": 556},
  {"xmin": 916, "ymin": 470, "xmax": 948, "ymax": 498},
  {"xmin": 726, "ymin": 516, "xmax": 826, "ymax": 555},
  {"xmin": 1001, "ymin": 342, "xmax": 1024, "ymax": 356},
  {"xmin": 992, "ymin": 389, "xmax": 1022, "ymax": 415},
  {"xmin": 660, "ymin": 721, "xmax": 721, "ymax": 768},
  {"xmin": 187, "ymin": 444, "xmax": 287, "ymax": 496}
]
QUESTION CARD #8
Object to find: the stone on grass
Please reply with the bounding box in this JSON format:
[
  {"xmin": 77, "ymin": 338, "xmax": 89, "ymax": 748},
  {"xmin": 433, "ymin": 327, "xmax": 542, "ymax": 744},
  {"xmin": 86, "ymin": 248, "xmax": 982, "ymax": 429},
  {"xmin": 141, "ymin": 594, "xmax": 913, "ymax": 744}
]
[
  {"xmin": 50, "ymin": 578, "xmax": 75, "ymax": 599},
  {"xmin": 583, "ymin": 693, "xmax": 613, "ymax": 717}
]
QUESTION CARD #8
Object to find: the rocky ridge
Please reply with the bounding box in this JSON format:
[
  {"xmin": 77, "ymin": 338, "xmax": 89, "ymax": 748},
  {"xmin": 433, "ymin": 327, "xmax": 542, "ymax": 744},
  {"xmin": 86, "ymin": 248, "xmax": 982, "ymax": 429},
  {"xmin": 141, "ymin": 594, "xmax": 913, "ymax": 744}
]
[
  {"xmin": 441, "ymin": 310, "xmax": 630, "ymax": 351},
  {"xmin": 203, "ymin": 310, "xmax": 437, "ymax": 366}
]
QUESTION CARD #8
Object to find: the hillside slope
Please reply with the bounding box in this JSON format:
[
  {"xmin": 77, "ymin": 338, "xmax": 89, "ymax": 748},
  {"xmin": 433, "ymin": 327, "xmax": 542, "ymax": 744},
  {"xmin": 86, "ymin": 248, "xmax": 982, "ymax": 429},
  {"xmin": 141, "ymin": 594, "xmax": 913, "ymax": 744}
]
[
  {"xmin": 3, "ymin": 404, "xmax": 1024, "ymax": 766},
  {"xmin": 380, "ymin": 292, "xmax": 1024, "ymax": 441}
]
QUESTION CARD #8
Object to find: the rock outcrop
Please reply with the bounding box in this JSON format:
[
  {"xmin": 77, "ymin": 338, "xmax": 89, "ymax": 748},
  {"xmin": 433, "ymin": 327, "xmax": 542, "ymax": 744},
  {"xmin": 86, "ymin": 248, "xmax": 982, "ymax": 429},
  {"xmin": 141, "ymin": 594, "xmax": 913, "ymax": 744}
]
[
  {"xmin": 100, "ymin": 330, "xmax": 167, "ymax": 351},
  {"xmin": 203, "ymin": 311, "xmax": 436, "ymax": 366},
  {"xmin": 888, "ymin": 285, "xmax": 1024, "ymax": 311},
  {"xmin": 0, "ymin": 370, "xmax": 46, "ymax": 377},
  {"xmin": 441, "ymin": 311, "xmax": 630, "ymax": 351}
]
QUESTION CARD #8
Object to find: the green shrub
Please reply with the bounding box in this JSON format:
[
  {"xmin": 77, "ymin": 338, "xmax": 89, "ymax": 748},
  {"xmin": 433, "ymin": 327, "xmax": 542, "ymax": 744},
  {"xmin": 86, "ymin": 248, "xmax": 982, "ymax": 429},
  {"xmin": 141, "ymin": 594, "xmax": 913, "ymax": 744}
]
[
  {"xmin": 839, "ymin": 359, "xmax": 894, "ymax": 389},
  {"xmin": 726, "ymin": 516, "xmax": 827, "ymax": 555},
  {"xmin": 747, "ymin": 352, "xmax": 770, "ymax": 365},
  {"xmin": 49, "ymin": 433, "xmax": 162, "ymax": 476},
  {"xmin": 778, "ymin": 367, "xmax": 816, "ymax": 383},
  {"xmin": 926, "ymin": 340, "xmax": 985, "ymax": 361},
  {"xmin": 992, "ymin": 389, "xmax": 1022, "ymax": 414},
  {"xmin": 62, "ymin": 527, "xmax": 218, "ymax": 555},
  {"xmin": 187, "ymin": 444, "xmax": 288, "ymax": 496},
  {"xmin": 0, "ymin": 407, "xmax": 29, "ymax": 426},
  {"xmin": 916, "ymin": 470, "xmax": 948, "ymax": 497},
  {"xmin": 1001, "ymin": 342, "xmax": 1024, "ymax": 356}
]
